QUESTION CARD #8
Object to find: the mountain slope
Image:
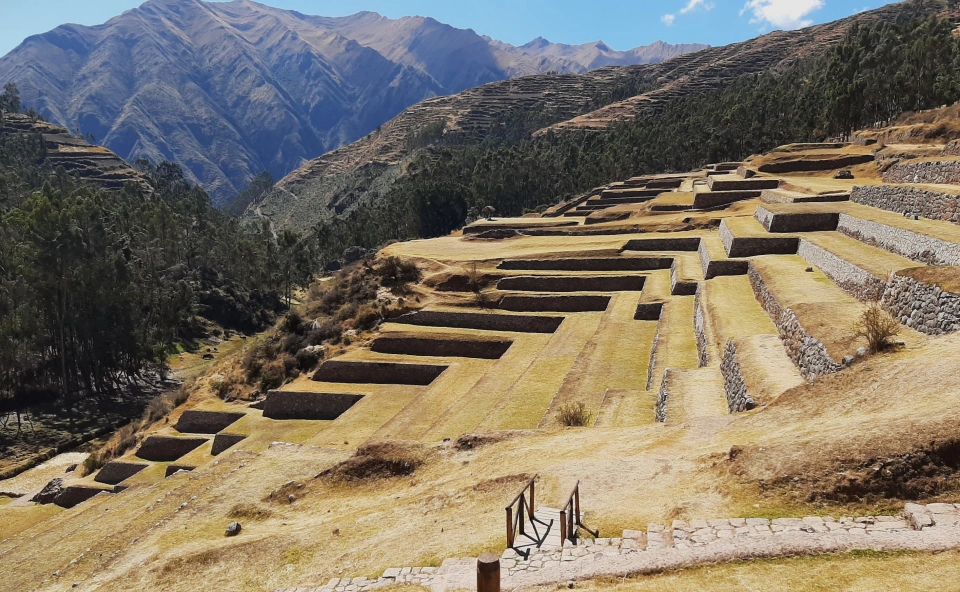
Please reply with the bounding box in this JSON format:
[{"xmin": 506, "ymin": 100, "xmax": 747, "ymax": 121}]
[
  {"xmin": 252, "ymin": 0, "xmax": 951, "ymax": 232},
  {"xmin": 0, "ymin": 0, "xmax": 703, "ymax": 204}
]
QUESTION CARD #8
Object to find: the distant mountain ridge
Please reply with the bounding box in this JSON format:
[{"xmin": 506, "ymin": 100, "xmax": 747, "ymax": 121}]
[{"xmin": 0, "ymin": 0, "xmax": 706, "ymax": 203}]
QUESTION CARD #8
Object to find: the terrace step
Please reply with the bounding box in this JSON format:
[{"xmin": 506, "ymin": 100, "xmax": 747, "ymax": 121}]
[
  {"xmin": 498, "ymin": 258, "xmax": 673, "ymax": 272},
  {"xmin": 392, "ymin": 310, "xmax": 565, "ymax": 333},
  {"xmin": 497, "ymin": 275, "xmax": 645, "ymax": 292},
  {"xmin": 719, "ymin": 218, "xmax": 799, "ymax": 258},
  {"xmin": 312, "ymin": 360, "xmax": 448, "ymax": 386},
  {"xmin": 754, "ymin": 204, "xmax": 840, "ymax": 233}
]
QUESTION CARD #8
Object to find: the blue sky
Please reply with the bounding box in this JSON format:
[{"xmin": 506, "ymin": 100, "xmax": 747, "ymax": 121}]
[{"xmin": 0, "ymin": 0, "xmax": 895, "ymax": 57}]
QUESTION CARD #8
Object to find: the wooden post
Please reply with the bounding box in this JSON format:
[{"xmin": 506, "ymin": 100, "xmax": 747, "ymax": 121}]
[
  {"xmin": 574, "ymin": 485, "xmax": 580, "ymax": 527},
  {"xmin": 559, "ymin": 509, "xmax": 567, "ymax": 544},
  {"xmin": 506, "ymin": 507, "xmax": 514, "ymax": 548},
  {"xmin": 518, "ymin": 495, "xmax": 525, "ymax": 536},
  {"xmin": 477, "ymin": 553, "xmax": 501, "ymax": 592},
  {"xmin": 529, "ymin": 479, "xmax": 535, "ymax": 513}
]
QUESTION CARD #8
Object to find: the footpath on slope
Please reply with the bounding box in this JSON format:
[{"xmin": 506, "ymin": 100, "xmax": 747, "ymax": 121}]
[{"xmin": 275, "ymin": 503, "xmax": 960, "ymax": 592}]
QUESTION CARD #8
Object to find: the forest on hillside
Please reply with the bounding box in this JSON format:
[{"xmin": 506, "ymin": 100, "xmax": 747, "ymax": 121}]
[
  {"xmin": 305, "ymin": 13, "xmax": 960, "ymax": 259},
  {"xmin": 0, "ymin": 95, "xmax": 316, "ymax": 418}
]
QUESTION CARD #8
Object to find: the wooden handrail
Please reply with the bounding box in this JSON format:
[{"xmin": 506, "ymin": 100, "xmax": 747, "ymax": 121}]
[
  {"xmin": 505, "ymin": 475, "xmax": 538, "ymax": 549},
  {"xmin": 559, "ymin": 481, "xmax": 598, "ymax": 545}
]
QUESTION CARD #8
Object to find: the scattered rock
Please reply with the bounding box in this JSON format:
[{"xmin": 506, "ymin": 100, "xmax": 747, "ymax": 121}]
[
  {"xmin": 834, "ymin": 169, "xmax": 854, "ymax": 180},
  {"xmin": 805, "ymin": 267, "xmax": 814, "ymax": 272},
  {"xmin": 65, "ymin": 464, "xmax": 77, "ymax": 473},
  {"xmin": 856, "ymin": 347, "xmax": 869, "ymax": 357},
  {"xmin": 225, "ymin": 522, "xmax": 242, "ymax": 536},
  {"xmin": 842, "ymin": 355, "xmax": 855, "ymax": 366}
]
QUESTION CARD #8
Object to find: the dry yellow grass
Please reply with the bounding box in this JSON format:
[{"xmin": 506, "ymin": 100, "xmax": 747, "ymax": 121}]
[
  {"xmin": 538, "ymin": 550, "xmax": 960, "ymax": 592},
  {"xmin": 898, "ymin": 265, "xmax": 960, "ymax": 295}
]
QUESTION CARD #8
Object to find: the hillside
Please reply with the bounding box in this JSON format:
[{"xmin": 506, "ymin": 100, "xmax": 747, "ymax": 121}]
[
  {"xmin": 253, "ymin": 0, "xmax": 954, "ymax": 234},
  {"xmin": 0, "ymin": 114, "xmax": 148, "ymax": 194},
  {"xmin": 6, "ymin": 131, "xmax": 960, "ymax": 590},
  {"xmin": 0, "ymin": 0, "xmax": 703, "ymax": 204}
]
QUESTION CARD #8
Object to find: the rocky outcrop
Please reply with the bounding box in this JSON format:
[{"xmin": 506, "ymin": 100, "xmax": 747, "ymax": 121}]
[
  {"xmin": 720, "ymin": 341, "xmax": 755, "ymax": 413},
  {"xmin": 747, "ymin": 265, "xmax": 843, "ymax": 378},
  {"xmin": 837, "ymin": 214, "xmax": 960, "ymax": 266},
  {"xmin": 796, "ymin": 240, "xmax": 886, "ymax": 301},
  {"xmin": 882, "ymin": 273, "xmax": 960, "ymax": 335},
  {"xmin": 851, "ymin": 185, "xmax": 960, "ymax": 224}
]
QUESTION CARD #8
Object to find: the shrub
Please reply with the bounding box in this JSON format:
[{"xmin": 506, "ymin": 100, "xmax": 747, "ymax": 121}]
[
  {"xmin": 282, "ymin": 311, "xmax": 304, "ymax": 334},
  {"xmin": 855, "ymin": 302, "xmax": 901, "ymax": 353},
  {"xmin": 377, "ymin": 256, "xmax": 421, "ymax": 286},
  {"xmin": 143, "ymin": 395, "xmax": 171, "ymax": 425},
  {"xmin": 259, "ymin": 360, "xmax": 286, "ymax": 391},
  {"xmin": 557, "ymin": 401, "xmax": 593, "ymax": 427},
  {"xmin": 295, "ymin": 348, "xmax": 322, "ymax": 371},
  {"xmin": 281, "ymin": 333, "xmax": 303, "ymax": 354},
  {"xmin": 211, "ymin": 378, "xmax": 232, "ymax": 399},
  {"xmin": 354, "ymin": 303, "xmax": 382, "ymax": 330}
]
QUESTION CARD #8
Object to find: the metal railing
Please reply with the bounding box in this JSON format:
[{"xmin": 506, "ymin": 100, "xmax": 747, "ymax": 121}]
[
  {"xmin": 559, "ymin": 480, "xmax": 598, "ymax": 544},
  {"xmin": 505, "ymin": 475, "xmax": 538, "ymax": 549}
]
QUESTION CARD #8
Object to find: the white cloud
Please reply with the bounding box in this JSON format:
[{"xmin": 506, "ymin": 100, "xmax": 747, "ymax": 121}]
[
  {"xmin": 741, "ymin": 0, "xmax": 825, "ymax": 30},
  {"xmin": 662, "ymin": 13, "xmax": 676, "ymax": 25},
  {"xmin": 680, "ymin": 0, "xmax": 715, "ymax": 14}
]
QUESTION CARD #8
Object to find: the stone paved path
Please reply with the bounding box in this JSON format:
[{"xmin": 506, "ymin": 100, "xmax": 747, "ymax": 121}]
[{"xmin": 274, "ymin": 503, "xmax": 960, "ymax": 592}]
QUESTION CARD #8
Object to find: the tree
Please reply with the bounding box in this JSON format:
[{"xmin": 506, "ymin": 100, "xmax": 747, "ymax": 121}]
[{"xmin": 0, "ymin": 82, "xmax": 21, "ymax": 116}]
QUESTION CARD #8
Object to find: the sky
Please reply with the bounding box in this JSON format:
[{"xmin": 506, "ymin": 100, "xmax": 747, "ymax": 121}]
[{"xmin": 0, "ymin": 0, "xmax": 896, "ymax": 57}]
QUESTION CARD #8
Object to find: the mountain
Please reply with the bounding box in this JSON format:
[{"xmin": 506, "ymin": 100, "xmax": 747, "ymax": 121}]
[
  {"xmin": 0, "ymin": 0, "xmax": 706, "ymax": 204},
  {"xmin": 252, "ymin": 0, "xmax": 931, "ymax": 232}
]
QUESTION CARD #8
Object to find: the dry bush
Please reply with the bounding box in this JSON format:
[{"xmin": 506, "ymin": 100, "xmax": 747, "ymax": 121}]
[
  {"xmin": 319, "ymin": 441, "xmax": 428, "ymax": 482},
  {"xmin": 377, "ymin": 256, "xmax": 422, "ymax": 287},
  {"xmin": 81, "ymin": 423, "xmax": 141, "ymax": 476},
  {"xmin": 557, "ymin": 401, "xmax": 593, "ymax": 427},
  {"xmin": 143, "ymin": 395, "xmax": 172, "ymax": 425},
  {"xmin": 855, "ymin": 302, "xmax": 901, "ymax": 353},
  {"xmin": 227, "ymin": 503, "xmax": 274, "ymax": 521}
]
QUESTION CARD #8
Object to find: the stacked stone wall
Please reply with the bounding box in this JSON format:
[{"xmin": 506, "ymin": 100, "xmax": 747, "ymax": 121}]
[
  {"xmin": 371, "ymin": 336, "xmax": 513, "ymax": 359},
  {"xmin": 263, "ymin": 392, "xmax": 364, "ymax": 420},
  {"xmin": 720, "ymin": 341, "xmax": 755, "ymax": 413},
  {"xmin": 694, "ymin": 288, "xmax": 710, "ymax": 368},
  {"xmin": 393, "ymin": 311, "xmax": 564, "ymax": 334},
  {"xmin": 623, "ymin": 238, "xmax": 702, "ymax": 252},
  {"xmin": 654, "ymin": 370, "xmax": 670, "ymax": 423},
  {"xmin": 499, "ymin": 294, "xmax": 611, "ymax": 313},
  {"xmin": 747, "ymin": 265, "xmax": 843, "ymax": 378},
  {"xmin": 698, "ymin": 240, "xmax": 748, "ymax": 279},
  {"xmin": 796, "ymin": 240, "xmax": 886, "ymax": 301},
  {"xmin": 499, "ymin": 258, "xmax": 673, "ymax": 272},
  {"xmin": 646, "ymin": 320, "xmax": 661, "ymax": 391},
  {"xmin": 754, "ymin": 207, "xmax": 840, "ymax": 233},
  {"xmin": 670, "ymin": 262, "xmax": 698, "ymax": 296},
  {"xmin": 882, "ymin": 160, "xmax": 960, "ymax": 185},
  {"xmin": 497, "ymin": 275, "xmax": 644, "ymax": 292},
  {"xmin": 837, "ymin": 214, "xmax": 960, "ymax": 266},
  {"xmin": 850, "ymin": 185, "xmax": 960, "ymax": 223},
  {"xmin": 313, "ymin": 360, "xmax": 448, "ymax": 385},
  {"xmin": 881, "ymin": 273, "xmax": 960, "ymax": 335}
]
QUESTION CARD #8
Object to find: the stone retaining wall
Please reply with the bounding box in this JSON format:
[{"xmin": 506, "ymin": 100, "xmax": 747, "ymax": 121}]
[
  {"xmin": 263, "ymin": 392, "xmax": 365, "ymax": 420},
  {"xmin": 881, "ymin": 273, "xmax": 960, "ymax": 335},
  {"xmin": 173, "ymin": 410, "xmax": 245, "ymax": 434},
  {"xmin": 165, "ymin": 465, "xmax": 194, "ymax": 478},
  {"xmin": 698, "ymin": 240, "xmax": 749, "ymax": 279},
  {"xmin": 646, "ymin": 320, "xmax": 661, "ymax": 391},
  {"xmin": 691, "ymin": 190, "xmax": 762, "ymax": 209},
  {"xmin": 622, "ymin": 238, "xmax": 702, "ymax": 252},
  {"xmin": 760, "ymin": 190, "xmax": 850, "ymax": 204},
  {"xmin": 707, "ymin": 178, "xmax": 780, "ymax": 191},
  {"xmin": 371, "ymin": 336, "xmax": 513, "ymax": 359},
  {"xmin": 212, "ymin": 434, "xmax": 247, "ymax": 456},
  {"xmin": 634, "ymin": 302, "xmax": 664, "ymax": 321},
  {"xmin": 600, "ymin": 188, "xmax": 663, "ymax": 199},
  {"xmin": 393, "ymin": 311, "xmax": 564, "ymax": 334},
  {"xmin": 94, "ymin": 461, "xmax": 148, "ymax": 485},
  {"xmin": 135, "ymin": 436, "xmax": 208, "ymax": 462},
  {"xmin": 719, "ymin": 220, "xmax": 799, "ymax": 258},
  {"xmin": 754, "ymin": 206, "xmax": 840, "ymax": 233},
  {"xmin": 883, "ymin": 160, "xmax": 960, "ymax": 185},
  {"xmin": 670, "ymin": 262, "xmax": 698, "ymax": 296},
  {"xmin": 720, "ymin": 341, "xmax": 756, "ymax": 413},
  {"xmin": 796, "ymin": 240, "xmax": 886, "ymax": 301},
  {"xmin": 313, "ymin": 361, "xmax": 448, "ymax": 385},
  {"xmin": 499, "ymin": 294, "xmax": 611, "ymax": 313},
  {"xmin": 837, "ymin": 214, "xmax": 960, "ymax": 266},
  {"xmin": 851, "ymin": 185, "xmax": 960, "ymax": 223},
  {"xmin": 694, "ymin": 288, "xmax": 710, "ymax": 368},
  {"xmin": 498, "ymin": 258, "xmax": 673, "ymax": 272},
  {"xmin": 54, "ymin": 485, "xmax": 113, "ymax": 509},
  {"xmin": 497, "ymin": 275, "xmax": 645, "ymax": 292},
  {"xmin": 747, "ymin": 265, "xmax": 843, "ymax": 378},
  {"xmin": 654, "ymin": 370, "xmax": 670, "ymax": 422},
  {"xmin": 758, "ymin": 154, "xmax": 874, "ymax": 174}
]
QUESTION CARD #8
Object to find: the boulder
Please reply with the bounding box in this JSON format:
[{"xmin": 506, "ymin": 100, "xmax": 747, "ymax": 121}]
[
  {"xmin": 225, "ymin": 522, "xmax": 242, "ymax": 536},
  {"xmin": 31, "ymin": 478, "xmax": 64, "ymax": 504}
]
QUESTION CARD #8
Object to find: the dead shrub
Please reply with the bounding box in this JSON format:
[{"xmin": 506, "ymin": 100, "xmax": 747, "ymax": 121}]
[
  {"xmin": 557, "ymin": 401, "xmax": 593, "ymax": 427},
  {"xmin": 319, "ymin": 441, "xmax": 427, "ymax": 481},
  {"xmin": 377, "ymin": 256, "xmax": 422, "ymax": 287},
  {"xmin": 143, "ymin": 395, "xmax": 172, "ymax": 425},
  {"xmin": 258, "ymin": 359, "xmax": 286, "ymax": 391},
  {"xmin": 227, "ymin": 503, "xmax": 274, "ymax": 521},
  {"xmin": 855, "ymin": 302, "xmax": 901, "ymax": 353}
]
